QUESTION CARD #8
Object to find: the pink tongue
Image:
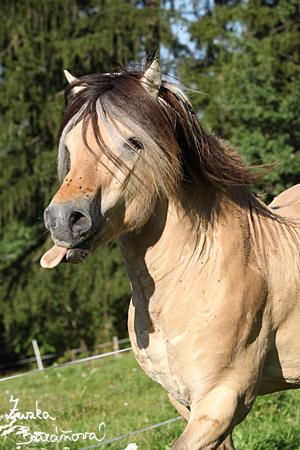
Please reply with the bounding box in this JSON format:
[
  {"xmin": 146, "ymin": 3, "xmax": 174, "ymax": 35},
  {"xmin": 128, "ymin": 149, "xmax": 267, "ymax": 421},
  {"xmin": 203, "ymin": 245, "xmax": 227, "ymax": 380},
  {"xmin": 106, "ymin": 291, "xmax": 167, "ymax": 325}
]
[{"xmin": 40, "ymin": 245, "xmax": 68, "ymax": 269}]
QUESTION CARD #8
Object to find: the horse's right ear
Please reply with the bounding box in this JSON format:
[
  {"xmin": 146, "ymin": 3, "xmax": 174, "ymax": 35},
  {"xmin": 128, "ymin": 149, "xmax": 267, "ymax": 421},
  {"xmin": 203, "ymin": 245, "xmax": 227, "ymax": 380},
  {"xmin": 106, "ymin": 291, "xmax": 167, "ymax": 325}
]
[
  {"xmin": 140, "ymin": 60, "xmax": 162, "ymax": 98},
  {"xmin": 63, "ymin": 69, "xmax": 85, "ymax": 94}
]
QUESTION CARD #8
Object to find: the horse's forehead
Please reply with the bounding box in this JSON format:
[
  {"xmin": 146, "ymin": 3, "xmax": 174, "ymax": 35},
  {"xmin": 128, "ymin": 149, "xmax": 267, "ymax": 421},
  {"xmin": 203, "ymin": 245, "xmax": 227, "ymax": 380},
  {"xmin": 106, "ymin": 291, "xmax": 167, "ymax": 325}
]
[{"xmin": 64, "ymin": 116, "xmax": 130, "ymax": 151}]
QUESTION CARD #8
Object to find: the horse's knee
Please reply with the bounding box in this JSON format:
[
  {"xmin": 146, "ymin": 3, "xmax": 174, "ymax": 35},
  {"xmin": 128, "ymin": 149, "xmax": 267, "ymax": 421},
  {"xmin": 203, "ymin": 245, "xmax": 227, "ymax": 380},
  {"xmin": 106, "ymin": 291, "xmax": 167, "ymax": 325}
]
[{"xmin": 172, "ymin": 417, "xmax": 228, "ymax": 450}]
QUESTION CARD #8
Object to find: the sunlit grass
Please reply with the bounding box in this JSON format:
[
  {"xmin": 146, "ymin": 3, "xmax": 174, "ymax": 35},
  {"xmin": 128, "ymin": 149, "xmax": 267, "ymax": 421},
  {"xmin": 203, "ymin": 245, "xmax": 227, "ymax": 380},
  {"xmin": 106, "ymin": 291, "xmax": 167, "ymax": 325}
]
[{"xmin": 0, "ymin": 352, "xmax": 299, "ymax": 449}]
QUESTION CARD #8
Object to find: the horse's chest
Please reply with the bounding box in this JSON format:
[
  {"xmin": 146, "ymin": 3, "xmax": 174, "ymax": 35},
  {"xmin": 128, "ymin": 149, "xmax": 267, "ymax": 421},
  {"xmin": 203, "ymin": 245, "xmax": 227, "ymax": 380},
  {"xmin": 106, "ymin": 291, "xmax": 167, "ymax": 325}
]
[{"xmin": 128, "ymin": 299, "xmax": 190, "ymax": 407}]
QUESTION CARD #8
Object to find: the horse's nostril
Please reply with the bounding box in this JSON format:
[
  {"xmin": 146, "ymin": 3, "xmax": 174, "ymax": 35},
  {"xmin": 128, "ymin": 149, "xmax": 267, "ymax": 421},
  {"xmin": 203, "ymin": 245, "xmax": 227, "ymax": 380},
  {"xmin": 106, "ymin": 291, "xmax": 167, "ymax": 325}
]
[
  {"xmin": 44, "ymin": 203, "xmax": 93, "ymax": 240},
  {"xmin": 44, "ymin": 207, "xmax": 56, "ymax": 230},
  {"xmin": 69, "ymin": 211, "xmax": 92, "ymax": 235},
  {"xmin": 69, "ymin": 211, "xmax": 84, "ymax": 227}
]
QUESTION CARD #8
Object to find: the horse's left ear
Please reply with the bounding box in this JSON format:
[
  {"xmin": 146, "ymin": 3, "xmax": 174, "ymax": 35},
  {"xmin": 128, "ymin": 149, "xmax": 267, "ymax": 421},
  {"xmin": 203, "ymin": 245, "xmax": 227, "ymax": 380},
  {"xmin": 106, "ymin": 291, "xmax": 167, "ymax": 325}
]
[
  {"xmin": 63, "ymin": 69, "xmax": 85, "ymax": 94},
  {"xmin": 140, "ymin": 60, "xmax": 162, "ymax": 98}
]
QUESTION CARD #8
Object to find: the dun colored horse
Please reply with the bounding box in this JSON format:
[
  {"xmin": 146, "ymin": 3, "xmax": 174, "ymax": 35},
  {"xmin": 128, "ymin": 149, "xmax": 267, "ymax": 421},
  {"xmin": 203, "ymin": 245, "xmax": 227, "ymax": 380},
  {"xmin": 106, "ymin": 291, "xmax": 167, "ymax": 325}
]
[{"xmin": 41, "ymin": 61, "xmax": 300, "ymax": 449}]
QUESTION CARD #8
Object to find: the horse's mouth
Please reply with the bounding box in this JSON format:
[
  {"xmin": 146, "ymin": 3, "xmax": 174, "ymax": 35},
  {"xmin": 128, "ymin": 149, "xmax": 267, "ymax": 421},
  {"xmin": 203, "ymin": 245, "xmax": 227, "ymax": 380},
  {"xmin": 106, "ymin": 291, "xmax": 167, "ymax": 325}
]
[
  {"xmin": 40, "ymin": 213, "xmax": 106, "ymax": 269},
  {"xmin": 65, "ymin": 247, "xmax": 90, "ymax": 263},
  {"xmin": 40, "ymin": 242, "xmax": 91, "ymax": 269}
]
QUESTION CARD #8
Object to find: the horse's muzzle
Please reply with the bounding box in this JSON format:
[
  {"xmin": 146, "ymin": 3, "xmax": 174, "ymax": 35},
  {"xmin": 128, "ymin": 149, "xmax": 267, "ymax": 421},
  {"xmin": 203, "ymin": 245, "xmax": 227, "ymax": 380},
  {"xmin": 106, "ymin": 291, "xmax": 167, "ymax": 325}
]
[{"xmin": 44, "ymin": 200, "xmax": 93, "ymax": 247}]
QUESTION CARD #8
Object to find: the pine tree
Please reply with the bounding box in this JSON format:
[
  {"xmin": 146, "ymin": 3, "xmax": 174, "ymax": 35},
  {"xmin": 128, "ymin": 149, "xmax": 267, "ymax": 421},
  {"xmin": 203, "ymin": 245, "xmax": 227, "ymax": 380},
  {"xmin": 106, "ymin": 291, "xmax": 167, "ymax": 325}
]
[
  {"xmin": 179, "ymin": 0, "xmax": 300, "ymax": 197},
  {"xmin": 0, "ymin": 0, "xmax": 169, "ymax": 365}
]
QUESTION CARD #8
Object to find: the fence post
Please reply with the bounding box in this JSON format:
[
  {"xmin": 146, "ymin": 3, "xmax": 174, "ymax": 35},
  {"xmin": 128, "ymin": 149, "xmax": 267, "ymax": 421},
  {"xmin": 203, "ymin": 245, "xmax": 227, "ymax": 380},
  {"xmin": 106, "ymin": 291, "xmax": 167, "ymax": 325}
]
[
  {"xmin": 32, "ymin": 339, "xmax": 44, "ymax": 370},
  {"xmin": 113, "ymin": 335, "xmax": 120, "ymax": 357}
]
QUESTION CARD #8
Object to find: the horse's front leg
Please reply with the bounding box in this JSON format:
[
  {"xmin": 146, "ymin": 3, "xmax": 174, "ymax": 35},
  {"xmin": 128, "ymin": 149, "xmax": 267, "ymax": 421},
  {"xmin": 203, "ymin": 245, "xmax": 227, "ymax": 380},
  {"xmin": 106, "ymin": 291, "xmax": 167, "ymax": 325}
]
[
  {"xmin": 168, "ymin": 393, "xmax": 235, "ymax": 449},
  {"xmin": 172, "ymin": 384, "xmax": 253, "ymax": 450},
  {"xmin": 168, "ymin": 393, "xmax": 190, "ymax": 421}
]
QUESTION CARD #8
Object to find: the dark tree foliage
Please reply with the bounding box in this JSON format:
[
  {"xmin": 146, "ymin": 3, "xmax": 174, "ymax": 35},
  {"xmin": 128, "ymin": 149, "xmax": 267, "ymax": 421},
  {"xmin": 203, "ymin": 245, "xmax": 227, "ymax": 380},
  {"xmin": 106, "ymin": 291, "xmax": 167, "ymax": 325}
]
[
  {"xmin": 0, "ymin": 0, "xmax": 168, "ymax": 365},
  {"xmin": 179, "ymin": 0, "xmax": 300, "ymax": 197},
  {"xmin": 1, "ymin": 0, "xmax": 299, "ymax": 368}
]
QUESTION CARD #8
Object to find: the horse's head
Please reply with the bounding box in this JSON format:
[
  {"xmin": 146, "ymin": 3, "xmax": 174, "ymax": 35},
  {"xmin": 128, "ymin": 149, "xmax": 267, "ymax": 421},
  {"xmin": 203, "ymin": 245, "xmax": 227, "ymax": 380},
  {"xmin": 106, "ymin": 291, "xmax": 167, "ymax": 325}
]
[
  {"xmin": 41, "ymin": 61, "xmax": 183, "ymax": 268},
  {"xmin": 41, "ymin": 60, "xmax": 255, "ymax": 268}
]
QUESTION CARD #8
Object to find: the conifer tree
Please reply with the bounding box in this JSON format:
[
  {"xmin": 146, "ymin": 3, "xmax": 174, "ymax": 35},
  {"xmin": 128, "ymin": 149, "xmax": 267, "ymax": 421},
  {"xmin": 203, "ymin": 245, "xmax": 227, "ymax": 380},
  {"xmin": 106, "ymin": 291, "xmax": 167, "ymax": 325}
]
[
  {"xmin": 0, "ymin": 0, "xmax": 169, "ymax": 364},
  {"xmin": 179, "ymin": 0, "xmax": 300, "ymax": 196}
]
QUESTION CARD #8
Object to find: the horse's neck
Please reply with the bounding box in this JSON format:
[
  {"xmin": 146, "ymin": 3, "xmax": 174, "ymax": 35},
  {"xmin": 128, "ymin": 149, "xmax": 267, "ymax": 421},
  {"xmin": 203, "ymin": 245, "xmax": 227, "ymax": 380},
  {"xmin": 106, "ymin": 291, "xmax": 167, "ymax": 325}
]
[{"xmin": 119, "ymin": 188, "xmax": 254, "ymax": 301}]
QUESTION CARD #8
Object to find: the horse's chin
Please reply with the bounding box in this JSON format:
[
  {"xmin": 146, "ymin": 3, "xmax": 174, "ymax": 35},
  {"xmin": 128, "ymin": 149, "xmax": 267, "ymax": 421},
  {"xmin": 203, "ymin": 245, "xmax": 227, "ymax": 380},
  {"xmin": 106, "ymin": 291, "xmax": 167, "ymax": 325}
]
[{"xmin": 65, "ymin": 247, "xmax": 90, "ymax": 264}]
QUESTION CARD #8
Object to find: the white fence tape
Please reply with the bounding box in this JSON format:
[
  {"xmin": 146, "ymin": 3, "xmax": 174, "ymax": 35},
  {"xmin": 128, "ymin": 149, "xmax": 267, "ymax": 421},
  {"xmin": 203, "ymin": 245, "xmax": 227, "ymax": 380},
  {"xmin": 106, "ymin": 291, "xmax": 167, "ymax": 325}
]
[
  {"xmin": 0, "ymin": 338, "xmax": 131, "ymax": 370},
  {"xmin": 80, "ymin": 417, "xmax": 183, "ymax": 449},
  {"xmin": 0, "ymin": 347, "xmax": 132, "ymax": 382}
]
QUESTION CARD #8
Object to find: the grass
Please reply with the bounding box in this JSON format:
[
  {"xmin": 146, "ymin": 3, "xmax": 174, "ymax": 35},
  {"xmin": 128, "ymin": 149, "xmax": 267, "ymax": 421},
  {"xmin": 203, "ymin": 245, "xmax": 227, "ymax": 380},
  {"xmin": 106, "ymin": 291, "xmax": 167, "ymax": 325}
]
[{"xmin": 0, "ymin": 352, "xmax": 299, "ymax": 449}]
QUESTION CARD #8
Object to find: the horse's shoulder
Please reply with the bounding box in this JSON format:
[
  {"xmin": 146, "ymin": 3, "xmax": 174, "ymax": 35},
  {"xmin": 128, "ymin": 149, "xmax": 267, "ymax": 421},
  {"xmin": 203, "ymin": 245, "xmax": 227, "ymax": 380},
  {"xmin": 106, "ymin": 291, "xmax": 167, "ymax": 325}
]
[{"xmin": 269, "ymin": 183, "xmax": 300, "ymax": 220}]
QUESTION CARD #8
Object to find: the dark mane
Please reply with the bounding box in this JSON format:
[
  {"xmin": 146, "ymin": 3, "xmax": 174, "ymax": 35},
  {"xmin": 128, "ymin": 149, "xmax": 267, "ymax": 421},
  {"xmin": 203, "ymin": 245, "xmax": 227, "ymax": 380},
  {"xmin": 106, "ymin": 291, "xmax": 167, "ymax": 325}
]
[
  {"xmin": 158, "ymin": 85, "xmax": 255, "ymax": 188},
  {"xmin": 59, "ymin": 66, "xmax": 256, "ymax": 193}
]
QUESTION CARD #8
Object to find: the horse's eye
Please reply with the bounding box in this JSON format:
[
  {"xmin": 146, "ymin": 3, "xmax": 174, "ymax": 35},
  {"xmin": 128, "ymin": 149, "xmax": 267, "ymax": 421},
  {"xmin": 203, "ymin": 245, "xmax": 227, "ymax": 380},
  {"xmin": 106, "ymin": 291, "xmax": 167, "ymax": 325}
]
[{"xmin": 127, "ymin": 137, "xmax": 143, "ymax": 151}]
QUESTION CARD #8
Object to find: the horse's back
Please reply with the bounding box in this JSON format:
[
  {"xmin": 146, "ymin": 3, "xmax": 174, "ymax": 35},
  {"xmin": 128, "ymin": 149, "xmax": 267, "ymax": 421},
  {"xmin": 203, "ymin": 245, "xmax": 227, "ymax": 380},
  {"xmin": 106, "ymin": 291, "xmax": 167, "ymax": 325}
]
[{"xmin": 269, "ymin": 183, "xmax": 300, "ymax": 220}]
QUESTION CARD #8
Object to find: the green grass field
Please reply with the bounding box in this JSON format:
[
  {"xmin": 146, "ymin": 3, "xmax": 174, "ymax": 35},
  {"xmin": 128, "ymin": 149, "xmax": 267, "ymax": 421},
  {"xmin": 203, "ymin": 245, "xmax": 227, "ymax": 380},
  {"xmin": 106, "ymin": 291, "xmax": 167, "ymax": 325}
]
[{"xmin": 0, "ymin": 352, "xmax": 299, "ymax": 450}]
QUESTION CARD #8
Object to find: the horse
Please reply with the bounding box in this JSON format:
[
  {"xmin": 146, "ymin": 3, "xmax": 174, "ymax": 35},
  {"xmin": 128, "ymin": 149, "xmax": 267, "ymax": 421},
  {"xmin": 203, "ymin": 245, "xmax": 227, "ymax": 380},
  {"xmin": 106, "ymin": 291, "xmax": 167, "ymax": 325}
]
[{"xmin": 40, "ymin": 61, "xmax": 300, "ymax": 449}]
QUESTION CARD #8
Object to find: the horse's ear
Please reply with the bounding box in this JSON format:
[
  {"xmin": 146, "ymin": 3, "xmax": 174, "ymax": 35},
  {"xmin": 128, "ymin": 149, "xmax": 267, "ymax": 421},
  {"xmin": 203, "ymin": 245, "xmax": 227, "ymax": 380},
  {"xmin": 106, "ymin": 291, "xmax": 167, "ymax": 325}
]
[
  {"xmin": 140, "ymin": 60, "xmax": 162, "ymax": 98},
  {"xmin": 63, "ymin": 69, "xmax": 85, "ymax": 94}
]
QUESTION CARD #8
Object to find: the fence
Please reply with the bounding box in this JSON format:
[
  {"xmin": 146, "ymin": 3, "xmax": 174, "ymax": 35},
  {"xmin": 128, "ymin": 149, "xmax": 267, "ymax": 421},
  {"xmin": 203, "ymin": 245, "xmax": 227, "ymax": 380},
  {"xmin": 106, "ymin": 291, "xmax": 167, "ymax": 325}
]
[
  {"xmin": 0, "ymin": 336, "xmax": 131, "ymax": 374},
  {"xmin": 0, "ymin": 337, "xmax": 184, "ymax": 449},
  {"xmin": 81, "ymin": 417, "xmax": 183, "ymax": 449}
]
